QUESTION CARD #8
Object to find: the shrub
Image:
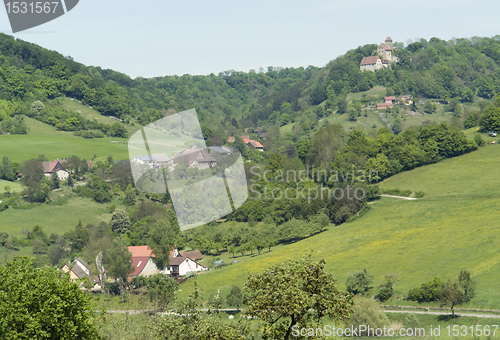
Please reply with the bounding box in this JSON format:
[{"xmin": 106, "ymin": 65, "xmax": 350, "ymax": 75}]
[
  {"xmin": 415, "ymin": 191, "xmax": 425, "ymax": 198},
  {"xmin": 474, "ymin": 134, "xmax": 486, "ymax": 147},
  {"xmin": 346, "ymin": 268, "xmax": 374, "ymax": 295},
  {"xmin": 348, "ymin": 297, "xmax": 390, "ymax": 335},
  {"xmin": 407, "ymin": 277, "xmax": 443, "ymax": 302}
]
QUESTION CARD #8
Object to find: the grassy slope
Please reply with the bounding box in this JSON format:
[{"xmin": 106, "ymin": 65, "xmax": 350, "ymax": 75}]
[
  {"xmin": 1, "ymin": 193, "xmax": 114, "ymax": 238},
  {"xmin": 0, "ymin": 179, "xmax": 22, "ymax": 193},
  {"xmin": 346, "ymin": 85, "xmax": 386, "ymax": 103},
  {"xmin": 183, "ymin": 146, "xmax": 500, "ymax": 309},
  {"xmin": 0, "ymin": 117, "xmax": 130, "ymax": 163},
  {"xmin": 59, "ymin": 97, "xmax": 141, "ymax": 135}
]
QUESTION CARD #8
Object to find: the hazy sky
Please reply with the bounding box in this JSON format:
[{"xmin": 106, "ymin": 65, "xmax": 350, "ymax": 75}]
[{"xmin": 1, "ymin": 0, "xmax": 500, "ymax": 78}]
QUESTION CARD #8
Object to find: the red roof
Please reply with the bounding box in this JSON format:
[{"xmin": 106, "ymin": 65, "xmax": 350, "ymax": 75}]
[
  {"xmin": 360, "ymin": 56, "xmax": 380, "ymax": 66},
  {"xmin": 242, "ymin": 135, "xmax": 250, "ymax": 144},
  {"xmin": 130, "ymin": 256, "xmax": 150, "ymax": 276},
  {"xmin": 128, "ymin": 246, "xmax": 154, "ymax": 257},
  {"xmin": 381, "ymin": 59, "xmax": 390, "ymax": 64},
  {"xmin": 379, "ymin": 43, "xmax": 391, "ymax": 51},
  {"xmin": 384, "ymin": 96, "xmax": 396, "ymax": 101},
  {"xmin": 248, "ymin": 140, "xmax": 264, "ymax": 148},
  {"xmin": 227, "ymin": 136, "xmax": 235, "ymax": 143},
  {"xmin": 42, "ymin": 161, "xmax": 63, "ymax": 173}
]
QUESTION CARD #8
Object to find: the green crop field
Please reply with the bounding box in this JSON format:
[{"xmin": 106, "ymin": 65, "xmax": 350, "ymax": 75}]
[{"xmin": 181, "ymin": 146, "xmax": 500, "ymax": 310}]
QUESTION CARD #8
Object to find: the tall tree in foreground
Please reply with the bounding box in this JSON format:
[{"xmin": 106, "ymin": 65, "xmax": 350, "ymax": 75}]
[
  {"xmin": 244, "ymin": 255, "xmax": 353, "ymax": 340},
  {"xmin": 0, "ymin": 256, "xmax": 102, "ymax": 339}
]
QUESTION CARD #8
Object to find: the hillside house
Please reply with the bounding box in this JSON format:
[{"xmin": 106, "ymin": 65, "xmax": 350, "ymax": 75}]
[
  {"xmin": 227, "ymin": 136, "xmax": 235, "ymax": 143},
  {"xmin": 247, "ymin": 140, "xmax": 264, "ymax": 151},
  {"xmin": 61, "ymin": 257, "xmax": 92, "ymax": 281},
  {"xmin": 42, "ymin": 161, "xmax": 69, "ymax": 181},
  {"xmin": 208, "ymin": 146, "xmax": 234, "ymax": 156},
  {"xmin": 127, "ymin": 246, "xmax": 208, "ymax": 278},
  {"xmin": 173, "ymin": 149, "xmax": 217, "ymax": 170}
]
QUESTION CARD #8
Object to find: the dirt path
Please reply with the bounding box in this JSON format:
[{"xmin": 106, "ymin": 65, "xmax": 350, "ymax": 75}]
[
  {"xmin": 385, "ymin": 310, "xmax": 500, "ymax": 319},
  {"xmin": 380, "ymin": 194, "xmax": 417, "ymax": 200}
]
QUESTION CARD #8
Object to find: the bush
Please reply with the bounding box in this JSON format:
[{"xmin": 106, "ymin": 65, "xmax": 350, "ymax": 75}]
[
  {"xmin": 415, "ymin": 191, "xmax": 425, "ymax": 198},
  {"xmin": 348, "ymin": 297, "xmax": 390, "ymax": 335},
  {"xmin": 377, "ymin": 275, "xmax": 397, "ymax": 302},
  {"xmin": 346, "ymin": 268, "xmax": 374, "ymax": 296},
  {"xmin": 407, "ymin": 277, "xmax": 443, "ymax": 302},
  {"xmin": 474, "ymin": 134, "xmax": 486, "ymax": 147}
]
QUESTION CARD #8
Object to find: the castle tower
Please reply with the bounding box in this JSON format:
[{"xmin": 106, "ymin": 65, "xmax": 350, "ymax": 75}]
[{"xmin": 385, "ymin": 37, "xmax": 393, "ymax": 50}]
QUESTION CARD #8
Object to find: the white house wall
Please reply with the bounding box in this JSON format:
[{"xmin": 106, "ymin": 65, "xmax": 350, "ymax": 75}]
[{"xmin": 139, "ymin": 258, "xmax": 160, "ymax": 276}]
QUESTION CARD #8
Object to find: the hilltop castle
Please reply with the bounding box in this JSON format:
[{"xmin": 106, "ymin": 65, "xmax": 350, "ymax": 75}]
[{"xmin": 360, "ymin": 37, "xmax": 399, "ymax": 72}]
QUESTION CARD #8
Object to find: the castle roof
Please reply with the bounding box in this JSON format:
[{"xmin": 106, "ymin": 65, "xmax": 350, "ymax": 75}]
[
  {"xmin": 386, "ymin": 36, "xmax": 393, "ymax": 42},
  {"xmin": 360, "ymin": 56, "xmax": 381, "ymax": 66},
  {"xmin": 379, "ymin": 43, "xmax": 391, "ymax": 51}
]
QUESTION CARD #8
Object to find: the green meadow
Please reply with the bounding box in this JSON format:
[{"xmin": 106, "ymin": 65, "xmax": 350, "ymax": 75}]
[
  {"xmin": 182, "ymin": 146, "xmax": 500, "ymax": 310},
  {"xmin": 1, "ymin": 118, "xmax": 130, "ymax": 163},
  {"xmin": 0, "ymin": 194, "xmax": 114, "ymax": 238},
  {"xmin": 346, "ymin": 85, "xmax": 386, "ymax": 103}
]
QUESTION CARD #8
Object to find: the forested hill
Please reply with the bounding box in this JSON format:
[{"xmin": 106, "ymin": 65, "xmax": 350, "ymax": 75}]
[{"xmin": 1, "ymin": 33, "xmax": 500, "ymax": 139}]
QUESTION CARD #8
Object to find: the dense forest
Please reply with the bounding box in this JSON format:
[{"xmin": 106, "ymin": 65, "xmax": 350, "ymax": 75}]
[{"xmin": 2, "ymin": 33, "xmax": 500, "ymax": 141}]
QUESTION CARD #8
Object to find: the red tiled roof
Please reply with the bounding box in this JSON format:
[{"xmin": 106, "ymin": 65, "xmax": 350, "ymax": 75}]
[
  {"xmin": 227, "ymin": 136, "xmax": 235, "ymax": 143},
  {"xmin": 248, "ymin": 140, "xmax": 264, "ymax": 148},
  {"xmin": 242, "ymin": 135, "xmax": 250, "ymax": 144},
  {"xmin": 384, "ymin": 96, "xmax": 396, "ymax": 101},
  {"xmin": 379, "ymin": 43, "xmax": 391, "ymax": 51},
  {"xmin": 42, "ymin": 161, "xmax": 62, "ymax": 173},
  {"xmin": 130, "ymin": 256, "xmax": 150, "ymax": 276},
  {"xmin": 128, "ymin": 246, "xmax": 154, "ymax": 257},
  {"xmin": 360, "ymin": 56, "xmax": 380, "ymax": 66},
  {"xmin": 381, "ymin": 59, "xmax": 390, "ymax": 64},
  {"xmin": 377, "ymin": 103, "xmax": 393, "ymax": 109}
]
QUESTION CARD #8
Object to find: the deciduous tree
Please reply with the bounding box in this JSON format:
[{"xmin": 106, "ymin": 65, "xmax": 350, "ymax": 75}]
[
  {"xmin": 0, "ymin": 257, "xmax": 102, "ymax": 339},
  {"xmin": 244, "ymin": 255, "xmax": 352, "ymax": 339}
]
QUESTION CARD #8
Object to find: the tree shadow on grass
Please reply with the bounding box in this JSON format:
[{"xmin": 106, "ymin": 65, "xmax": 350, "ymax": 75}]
[{"xmin": 437, "ymin": 314, "xmax": 460, "ymax": 322}]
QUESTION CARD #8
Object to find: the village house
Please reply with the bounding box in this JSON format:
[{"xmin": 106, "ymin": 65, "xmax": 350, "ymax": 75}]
[
  {"xmin": 128, "ymin": 246, "xmax": 208, "ymax": 279},
  {"xmin": 208, "ymin": 146, "xmax": 234, "ymax": 155},
  {"xmin": 42, "ymin": 161, "xmax": 70, "ymax": 181},
  {"xmin": 227, "ymin": 135, "xmax": 265, "ymax": 151},
  {"xmin": 247, "ymin": 140, "xmax": 264, "ymax": 151},
  {"xmin": 61, "ymin": 257, "xmax": 92, "ymax": 281},
  {"xmin": 173, "ymin": 149, "xmax": 217, "ymax": 170},
  {"xmin": 132, "ymin": 153, "xmax": 171, "ymax": 167}
]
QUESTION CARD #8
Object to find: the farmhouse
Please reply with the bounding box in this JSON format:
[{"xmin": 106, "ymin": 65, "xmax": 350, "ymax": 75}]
[
  {"xmin": 208, "ymin": 146, "xmax": 234, "ymax": 155},
  {"xmin": 61, "ymin": 257, "xmax": 92, "ymax": 281},
  {"xmin": 127, "ymin": 246, "xmax": 208, "ymax": 278},
  {"xmin": 173, "ymin": 149, "xmax": 217, "ymax": 170},
  {"xmin": 42, "ymin": 161, "xmax": 69, "ymax": 181},
  {"xmin": 247, "ymin": 140, "xmax": 264, "ymax": 151}
]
